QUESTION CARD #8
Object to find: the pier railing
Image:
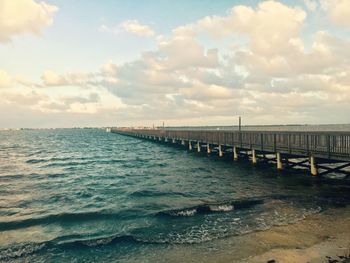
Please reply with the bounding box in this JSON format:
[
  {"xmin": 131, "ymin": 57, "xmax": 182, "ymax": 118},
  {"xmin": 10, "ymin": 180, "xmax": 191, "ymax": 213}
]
[{"xmin": 112, "ymin": 129, "xmax": 350, "ymax": 162}]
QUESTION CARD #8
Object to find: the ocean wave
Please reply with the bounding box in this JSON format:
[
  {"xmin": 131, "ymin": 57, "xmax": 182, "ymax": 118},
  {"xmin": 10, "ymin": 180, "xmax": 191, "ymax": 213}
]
[
  {"xmin": 0, "ymin": 233, "xmax": 148, "ymax": 260},
  {"xmin": 26, "ymin": 156, "xmax": 101, "ymax": 164},
  {"xmin": 0, "ymin": 200, "xmax": 326, "ymax": 260},
  {"xmin": 0, "ymin": 211, "xmax": 128, "ymax": 231},
  {"xmin": 157, "ymin": 198, "xmax": 264, "ymax": 217},
  {"xmin": 209, "ymin": 204, "xmax": 234, "ymax": 212},
  {"xmin": 0, "ymin": 242, "xmax": 47, "ymax": 261},
  {"xmin": 39, "ymin": 158, "xmax": 126, "ymax": 168},
  {"xmin": 26, "ymin": 158, "xmax": 47, "ymax": 164},
  {"xmin": 42, "ymin": 160, "xmax": 97, "ymax": 167},
  {"xmin": 2, "ymin": 227, "xmax": 231, "ymax": 261},
  {"xmin": 130, "ymin": 189, "xmax": 194, "ymax": 198},
  {"xmin": 167, "ymin": 208, "xmax": 197, "ymax": 217},
  {"xmin": 57, "ymin": 234, "xmax": 140, "ymax": 248}
]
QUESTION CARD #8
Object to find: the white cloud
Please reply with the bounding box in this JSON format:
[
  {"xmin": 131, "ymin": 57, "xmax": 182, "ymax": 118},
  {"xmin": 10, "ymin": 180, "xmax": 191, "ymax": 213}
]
[
  {"xmin": 173, "ymin": 0, "xmax": 306, "ymax": 56},
  {"xmin": 3, "ymin": 1, "xmax": 350, "ymax": 127},
  {"xmin": 303, "ymin": 0, "xmax": 318, "ymax": 11},
  {"xmin": 98, "ymin": 24, "xmax": 110, "ymax": 33},
  {"xmin": 2, "ymin": 90, "xmax": 47, "ymax": 106},
  {"xmin": 157, "ymin": 36, "xmax": 219, "ymax": 70},
  {"xmin": 0, "ymin": 0, "xmax": 58, "ymax": 42},
  {"xmin": 41, "ymin": 70, "xmax": 67, "ymax": 86},
  {"xmin": 321, "ymin": 0, "xmax": 350, "ymax": 28},
  {"xmin": 0, "ymin": 70, "xmax": 12, "ymax": 88},
  {"xmin": 216, "ymin": 1, "xmax": 306, "ymax": 56},
  {"xmin": 41, "ymin": 70, "xmax": 95, "ymax": 87},
  {"xmin": 101, "ymin": 61, "xmax": 118, "ymax": 76},
  {"xmin": 121, "ymin": 20, "xmax": 155, "ymax": 37}
]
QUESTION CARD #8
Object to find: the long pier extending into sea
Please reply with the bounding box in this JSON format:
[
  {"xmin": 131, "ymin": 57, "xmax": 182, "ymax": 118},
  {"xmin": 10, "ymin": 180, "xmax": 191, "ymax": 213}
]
[{"xmin": 110, "ymin": 128, "xmax": 350, "ymax": 177}]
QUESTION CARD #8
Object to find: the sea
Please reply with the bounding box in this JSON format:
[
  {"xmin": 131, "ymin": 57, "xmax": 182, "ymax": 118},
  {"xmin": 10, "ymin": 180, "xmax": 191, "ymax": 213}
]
[{"xmin": 0, "ymin": 127, "xmax": 349, "ymax": 262}]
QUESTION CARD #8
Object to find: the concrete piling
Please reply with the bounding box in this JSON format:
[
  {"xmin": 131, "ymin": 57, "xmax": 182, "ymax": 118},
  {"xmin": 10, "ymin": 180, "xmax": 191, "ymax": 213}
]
[
  {"xmin": 252, "ymin": 149, "xmax": 257, "ymax": 164},
  {"xmin": 207, "ymin": 143, "xmax": 211, "ymax": 154},
  {"xmin": 219, "ymin": 145, "xmax": 223, "ymax": 157},
  {"xmin": 276, "ymin": 152, "xmax": 283, "ymax": 170},
  {"xmin": 310, "ymin": 156, "xmax": 318, "ymax": 176},
  {"xmin": 233, "ymin": 146, "xmax": 238, "ymax": 161}
]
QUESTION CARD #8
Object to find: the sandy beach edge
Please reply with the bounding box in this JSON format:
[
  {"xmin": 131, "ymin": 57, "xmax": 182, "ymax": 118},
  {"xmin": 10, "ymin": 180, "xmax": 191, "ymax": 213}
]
[{"xmin": 240, "ymin": 206, "xmax": 350, "ymax": 263}]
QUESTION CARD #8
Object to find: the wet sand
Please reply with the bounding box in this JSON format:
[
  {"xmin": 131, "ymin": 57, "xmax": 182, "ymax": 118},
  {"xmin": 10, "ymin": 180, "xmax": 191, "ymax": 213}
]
[{"xmin": 241, "ymin": 206, "xmax": 350, "ymax": 263}]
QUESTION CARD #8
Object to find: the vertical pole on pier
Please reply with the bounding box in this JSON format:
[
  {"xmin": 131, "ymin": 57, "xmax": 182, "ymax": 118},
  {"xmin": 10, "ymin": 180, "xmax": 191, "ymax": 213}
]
[
  {"xmin": 189, "ymin": 141, "xmax": 192, "ymax": 150},
  {"xmin": 238, "ymin": 117, "xmax": 243, "ymax": 148},
  {"xmin": 239, "ymin": 116, "xmax": 241, "ymax": 132},
  {"xmin": 252, "ymin": 149, "xmax": 257, "ymax": 164},
  {"xmin": 276, "ymin": 152, "xmax": 283, "ymax": 170},
  {"xmin": 197, "ymin": 142, "xmax": 201, "ymax": 152},
  {"xmin": 181, "ymin": 139, "xmax": 185, "ymax": 145},
  {"xmin": 233, "ymin": 146, "xmax": 238, "ymax": 161},
  {"xmin": 219, "ymin": 145, "xmax": 223, "ymax": 157},
  {"xmin": 172, "ymin": 138, "xmax": 175, "ymax": 143},
  {"xmin": 165, "ymin": 137, "xmax": 168, "ymax": 142},
  {"xmin": 154, "ymin": 136, "xmax": 156, "ymax": 140},
  {"xmin": 310, "ymin": 156, "xmax": 318, "ymax": 176},
  {"xmin": 207, "ymin": 143, "xmax": 211, "ymax": 154},
  {"xmin": 327, "ymin": 135, "xmax": 331, "ymax": 159}
]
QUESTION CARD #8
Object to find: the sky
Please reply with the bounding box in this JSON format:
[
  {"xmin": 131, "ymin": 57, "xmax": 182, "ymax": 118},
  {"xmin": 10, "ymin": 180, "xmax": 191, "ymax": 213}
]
[{"xmin": 0, "ymin": 0, "xmax": 349, "ymax": 128}]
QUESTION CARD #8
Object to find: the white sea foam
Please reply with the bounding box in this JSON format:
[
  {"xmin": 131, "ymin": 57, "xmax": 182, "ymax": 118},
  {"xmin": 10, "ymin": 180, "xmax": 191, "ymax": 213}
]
[
  {"xmin": 170, "ymin": 209, "xmax": 197, "ymax": 216},
  {"xmin": 209, "ymin": 204, "xmax": 234, "ymax": 212}
]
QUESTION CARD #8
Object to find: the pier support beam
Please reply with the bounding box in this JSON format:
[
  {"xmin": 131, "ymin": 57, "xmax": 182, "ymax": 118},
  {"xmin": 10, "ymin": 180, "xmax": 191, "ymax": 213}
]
[
  {"xmin": 197, "ymin": 142, "xmax": 201, "ymax": 152},
  {"xmin": 207, "ymin": 143, "xmax": 211, "ymax": 154},
  {"xmin": 276, "ymin": 152, "xmax": 283, "ymax": 170},
  {"xmin": 165, "ymin": 137, "xmax": 168, "ymax": 142},
  {"xmin": 233, "ymin": 146, "xmax": 238, "ymax": 161},
  {"xmin": 219, "ymin": 145, "xmax": 223, "ymax": 157},
  {"xmin": 172, "ymin": 138, "xmax": 176, "ymax": 143},
  {"xmin": 252, "ymin": 149, "xmax": 257, "ymax": 164},
  {"xmin": 181, "ymin": 139, "xmax": 185, "ymax": 145},
  {"xmin": 189, "ymin": 141, "xmax": 192, "ymax": 151},
  {"xmin": 159, "ymin": 137, "xmax": 162, "ymax": 142},
  {"xmin": 310, "ymin": 156, "xmax": 318, "ymax": 176}
]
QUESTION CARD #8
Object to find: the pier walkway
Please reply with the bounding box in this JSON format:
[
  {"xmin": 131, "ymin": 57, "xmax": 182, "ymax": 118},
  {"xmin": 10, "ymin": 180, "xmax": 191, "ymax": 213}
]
[{"xmin": 111, "ymin": 128, "xmax": 350, "ymax": 177}]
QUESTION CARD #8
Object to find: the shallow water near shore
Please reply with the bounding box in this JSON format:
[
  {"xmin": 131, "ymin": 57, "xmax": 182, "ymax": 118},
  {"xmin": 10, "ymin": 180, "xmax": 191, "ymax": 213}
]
[{"xmin": 0, "ymin": 128, "xmax": 349, "ymax": 262}]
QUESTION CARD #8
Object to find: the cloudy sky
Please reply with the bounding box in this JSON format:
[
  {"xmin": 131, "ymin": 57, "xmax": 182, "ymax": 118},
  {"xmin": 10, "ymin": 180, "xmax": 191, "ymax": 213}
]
[{"xmin": 0, "ymin": 0, "xmax": 349, "ymax": 128}]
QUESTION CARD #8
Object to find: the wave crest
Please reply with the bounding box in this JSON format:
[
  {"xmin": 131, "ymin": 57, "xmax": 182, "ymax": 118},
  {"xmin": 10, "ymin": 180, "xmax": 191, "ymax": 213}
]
[{"xmin": 158, "ymin": 198, "xmax": 263, "ymax": 217}]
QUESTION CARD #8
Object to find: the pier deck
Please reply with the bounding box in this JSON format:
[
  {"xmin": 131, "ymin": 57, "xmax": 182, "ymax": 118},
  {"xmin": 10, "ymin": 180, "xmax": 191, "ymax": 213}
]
[{"xmin": 111, "ymin": 128, "xmax": 350, "ymax": 177}]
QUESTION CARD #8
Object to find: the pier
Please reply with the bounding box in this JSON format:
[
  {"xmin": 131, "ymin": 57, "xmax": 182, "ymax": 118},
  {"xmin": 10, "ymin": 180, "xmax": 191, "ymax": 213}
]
[{"xmin": 111, "ymin": 128, "xmax": 350, "ymax": 177}]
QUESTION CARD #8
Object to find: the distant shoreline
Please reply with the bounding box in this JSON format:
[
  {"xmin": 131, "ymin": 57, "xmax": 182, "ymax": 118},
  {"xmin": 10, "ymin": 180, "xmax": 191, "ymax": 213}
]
[{"xmin": 2, "ymin": 123, "xmax": 350, "ymax": 131}]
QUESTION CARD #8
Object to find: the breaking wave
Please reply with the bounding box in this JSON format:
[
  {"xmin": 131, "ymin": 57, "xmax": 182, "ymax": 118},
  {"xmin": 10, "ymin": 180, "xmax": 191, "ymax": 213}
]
[{"xmin": 157, "ymin": 198, "xmax": 264, "ymax": 217}]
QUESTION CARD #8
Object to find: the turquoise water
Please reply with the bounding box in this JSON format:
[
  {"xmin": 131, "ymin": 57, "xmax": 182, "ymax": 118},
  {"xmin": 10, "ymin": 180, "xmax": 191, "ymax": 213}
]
[{"xmin": 0, "ymin": 128, "xmax": 349, "ymax": 262}]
